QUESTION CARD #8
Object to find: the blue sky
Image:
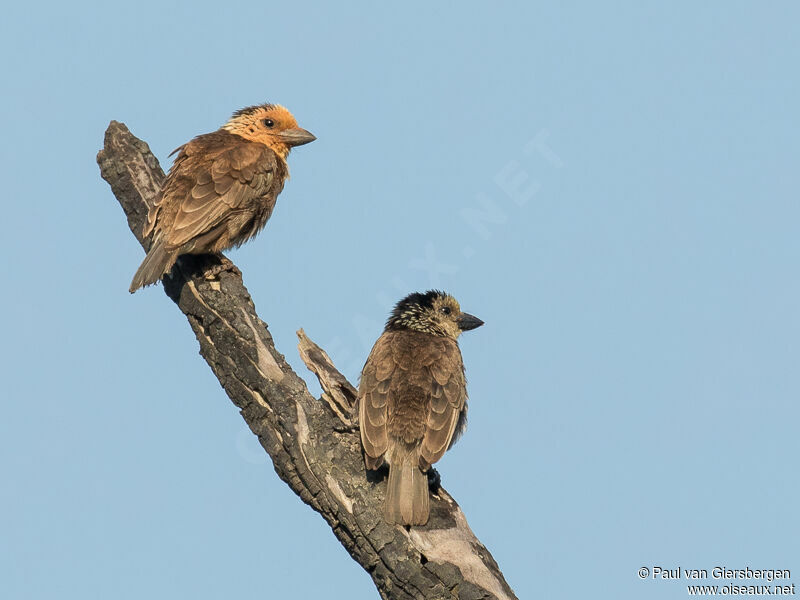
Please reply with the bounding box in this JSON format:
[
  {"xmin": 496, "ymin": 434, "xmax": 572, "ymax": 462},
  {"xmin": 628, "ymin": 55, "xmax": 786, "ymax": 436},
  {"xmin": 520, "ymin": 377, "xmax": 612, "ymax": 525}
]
[{"xmin": 2, "ymin": 2, "xmax": 798, "ymax": 598}]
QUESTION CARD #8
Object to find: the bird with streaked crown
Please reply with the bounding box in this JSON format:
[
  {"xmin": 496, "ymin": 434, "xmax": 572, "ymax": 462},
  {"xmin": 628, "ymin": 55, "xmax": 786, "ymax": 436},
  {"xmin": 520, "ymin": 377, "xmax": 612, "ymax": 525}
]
[
  {"xmin": 359, "ymin": 290, "xmax": 484, "ymax": 526},
  {"xmin": 129, "ymin": 103, "xmax": 315, "ymax": 292}
]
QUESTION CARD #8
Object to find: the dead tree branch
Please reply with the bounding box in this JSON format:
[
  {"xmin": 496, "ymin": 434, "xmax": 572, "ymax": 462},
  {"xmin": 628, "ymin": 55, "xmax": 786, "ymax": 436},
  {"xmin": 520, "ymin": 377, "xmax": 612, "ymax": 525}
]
[{"xmin": 97, "ymin": 121, "xmax": 518, "ymax": 600}]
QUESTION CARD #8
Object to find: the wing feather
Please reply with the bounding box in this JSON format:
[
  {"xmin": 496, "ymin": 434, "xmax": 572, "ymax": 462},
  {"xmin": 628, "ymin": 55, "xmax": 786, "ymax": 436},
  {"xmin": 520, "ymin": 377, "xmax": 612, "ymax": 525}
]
[
  {"xmin": 420, "ymin": 341, "xmax": 467, "ymax": 469},
  {"xmin": 358, "ymin": 333, "xmax": 396, "ymax": 463},
  {"xmin": 156, "ymin": 136, "xmax": 276, "ymax": 250}
]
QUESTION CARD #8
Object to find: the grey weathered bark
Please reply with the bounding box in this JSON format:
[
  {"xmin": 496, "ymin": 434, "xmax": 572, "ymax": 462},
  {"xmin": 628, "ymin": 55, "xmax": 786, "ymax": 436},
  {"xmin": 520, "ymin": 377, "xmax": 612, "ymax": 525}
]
[{"xmin": 97, "ymin": 121, "xmax": 518, "ymax": 600}]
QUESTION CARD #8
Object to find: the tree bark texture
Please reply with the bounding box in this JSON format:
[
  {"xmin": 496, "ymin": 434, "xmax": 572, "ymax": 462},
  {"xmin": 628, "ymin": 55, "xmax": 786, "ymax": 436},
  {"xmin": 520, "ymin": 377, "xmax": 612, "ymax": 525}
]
[{"xmin": 97, "ymin": 121, "xmax": 518, "ymax": 600}]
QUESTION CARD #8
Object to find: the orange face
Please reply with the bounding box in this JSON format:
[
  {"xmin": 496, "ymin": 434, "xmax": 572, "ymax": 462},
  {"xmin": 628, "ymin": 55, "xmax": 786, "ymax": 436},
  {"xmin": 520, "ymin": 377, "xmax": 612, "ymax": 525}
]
[{"xmin": 223, "ymin": 104, "xmax": 316, "ymax": 157}]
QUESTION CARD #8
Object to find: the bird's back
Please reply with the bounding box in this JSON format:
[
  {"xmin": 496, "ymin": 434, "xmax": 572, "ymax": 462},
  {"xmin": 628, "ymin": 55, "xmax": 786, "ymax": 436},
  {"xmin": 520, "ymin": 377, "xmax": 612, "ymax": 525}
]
[
  {"xmin": 150, "ymin": 130, "xmax": 285, "ymax": 252},
  {"xmin": 360, "ymin": 329, "xmax": 467, "ymax": 462}
]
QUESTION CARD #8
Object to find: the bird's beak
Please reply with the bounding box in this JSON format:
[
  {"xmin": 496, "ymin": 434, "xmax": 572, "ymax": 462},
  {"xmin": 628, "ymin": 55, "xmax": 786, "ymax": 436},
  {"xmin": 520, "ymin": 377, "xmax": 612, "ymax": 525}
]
[
  {"xmin": 278, "ymin": 128, "xmax": 316, "ymax": 147},
  {"xmin": 457, "ymin": 312, "xmax": 484, "ymax": 331}
]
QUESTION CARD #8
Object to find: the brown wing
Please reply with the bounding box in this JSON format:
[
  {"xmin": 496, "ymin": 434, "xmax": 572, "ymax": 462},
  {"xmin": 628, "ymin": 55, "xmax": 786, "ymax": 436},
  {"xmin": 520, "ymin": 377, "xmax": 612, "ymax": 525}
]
[
  {"xmin": 359, "ymin": 331, "xmax": 467, "ymax": 471},
  {"xmin": 149, "ymin": 132, "xmax": 276, "ymax": 250},
  {"xmin": 418, "ymin": 338, "xmax": 467, "ymax": 470},
  {"xmin": 358, "ymin": 332, "xmax": 396, "ymax": 468}
]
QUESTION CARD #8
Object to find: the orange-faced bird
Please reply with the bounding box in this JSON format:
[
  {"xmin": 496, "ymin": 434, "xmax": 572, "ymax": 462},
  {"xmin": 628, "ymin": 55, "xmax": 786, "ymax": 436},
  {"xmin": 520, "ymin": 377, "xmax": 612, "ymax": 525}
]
[
  {"xmin": 358, "ymin": 290, "xmax": 484, "ymax": 526},
  {"xmin": 129, "ymin": 103, "xmax": 315, "ymax": 292}
]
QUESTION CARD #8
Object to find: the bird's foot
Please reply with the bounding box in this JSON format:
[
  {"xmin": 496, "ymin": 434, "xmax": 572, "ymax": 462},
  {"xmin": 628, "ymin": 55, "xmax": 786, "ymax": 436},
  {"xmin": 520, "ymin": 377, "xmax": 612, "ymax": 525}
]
[
  {"xmin": 204, "ymin": 255, "xmax": 241, "ymax": 280},
  {"xmin": 427, "ymin": 467, "xmax": 441, "ymax": 492}
]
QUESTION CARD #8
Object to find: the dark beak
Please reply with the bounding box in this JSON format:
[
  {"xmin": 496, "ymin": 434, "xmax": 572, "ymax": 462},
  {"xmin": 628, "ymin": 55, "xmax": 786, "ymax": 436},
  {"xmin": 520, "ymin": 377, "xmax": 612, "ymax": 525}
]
[
  {"xmin": 278, "ymin": 128, "xmax": 316, "ymax": 147},
  {"xmin": 457, "ymin": 312, "xmax": 484, "ymax": 332}
]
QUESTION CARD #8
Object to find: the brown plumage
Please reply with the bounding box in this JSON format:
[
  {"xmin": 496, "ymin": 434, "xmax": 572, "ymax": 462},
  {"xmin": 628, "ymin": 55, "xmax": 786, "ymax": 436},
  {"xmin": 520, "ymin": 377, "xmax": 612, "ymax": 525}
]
[
  {"xmin": 129, "ymin": 103, "xmax": 315, "ymax": 292},
  {"xmin": 359, "ymin": 290, "xmax": 484, "ymax": 526}
]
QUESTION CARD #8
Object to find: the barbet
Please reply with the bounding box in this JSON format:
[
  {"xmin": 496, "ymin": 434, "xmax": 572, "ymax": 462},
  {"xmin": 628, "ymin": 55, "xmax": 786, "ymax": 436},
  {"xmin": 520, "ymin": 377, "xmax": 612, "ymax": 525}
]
[
  {"xmin": 359, "ymin": 291, "xmax": 484, "ymax": 525},
  {"xmin": 129, "ymin": 103, "xmax": 315, "ymax": 292}
]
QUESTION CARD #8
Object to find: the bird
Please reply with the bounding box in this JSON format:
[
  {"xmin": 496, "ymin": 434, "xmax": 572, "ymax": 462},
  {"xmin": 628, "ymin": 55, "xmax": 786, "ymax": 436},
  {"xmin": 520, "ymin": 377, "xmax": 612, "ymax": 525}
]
[
  {"xmin": 358, "ymin": 290, "xmax": 484, "ymax": 526},
  {"xmin": 129, "ymin": 103, "xmax": 315, "ymax": 292}
]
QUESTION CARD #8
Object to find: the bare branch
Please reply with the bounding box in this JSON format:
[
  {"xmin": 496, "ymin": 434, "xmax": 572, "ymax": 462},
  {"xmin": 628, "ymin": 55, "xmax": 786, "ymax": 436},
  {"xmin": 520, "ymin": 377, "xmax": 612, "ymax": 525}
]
[
  {"xmin": 297, "ymin": 328, "xmax": 358, "ymax": 428},
  {"xmin": 97, "ymin": 121, "xmax": 518, "ymax": 600}
]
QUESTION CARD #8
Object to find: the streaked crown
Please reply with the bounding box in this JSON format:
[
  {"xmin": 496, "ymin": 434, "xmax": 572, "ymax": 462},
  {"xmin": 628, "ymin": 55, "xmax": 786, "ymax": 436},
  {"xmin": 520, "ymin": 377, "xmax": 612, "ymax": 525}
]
[{"xmin": 386, "ymin": 290, "xmax": 482, "ymax": 339}]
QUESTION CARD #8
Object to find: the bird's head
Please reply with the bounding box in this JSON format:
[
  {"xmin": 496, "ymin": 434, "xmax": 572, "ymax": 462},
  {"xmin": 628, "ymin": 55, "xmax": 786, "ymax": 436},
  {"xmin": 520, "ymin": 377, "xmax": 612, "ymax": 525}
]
[
  {"xmin": 223, "ymin": 104, "xmax": 316, "ymax": 158},
  {"xmin": 385, "ymin": 290, "xmax": 484, "ymax": 339}
]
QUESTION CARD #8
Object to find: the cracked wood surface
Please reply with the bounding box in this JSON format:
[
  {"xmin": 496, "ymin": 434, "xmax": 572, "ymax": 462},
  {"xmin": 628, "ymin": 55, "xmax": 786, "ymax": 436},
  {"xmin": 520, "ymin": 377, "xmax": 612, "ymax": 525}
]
[{"xmin": 97, "ymin": 121, "xmax": 518, "ymax": 600}]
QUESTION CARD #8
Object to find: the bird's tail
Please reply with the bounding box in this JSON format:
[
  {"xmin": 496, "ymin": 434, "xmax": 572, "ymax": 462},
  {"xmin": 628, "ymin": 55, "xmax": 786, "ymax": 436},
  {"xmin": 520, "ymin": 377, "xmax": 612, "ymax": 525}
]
[
  {"xmin": 384, "ymin": 446, "xmax": 429, "ymax": 526},
  {"xmin": 129, "ymin": 238, "xmax": 176, "ymax": 293}
]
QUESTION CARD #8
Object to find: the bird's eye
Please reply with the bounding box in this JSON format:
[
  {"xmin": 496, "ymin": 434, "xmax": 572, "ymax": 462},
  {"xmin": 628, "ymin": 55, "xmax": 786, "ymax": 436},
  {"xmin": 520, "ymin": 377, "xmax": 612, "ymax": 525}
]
[
  {"xmin": 263, "ymin": 119, "xmax": 275, "ymax": 128},
  {"xmin": 440, "ymin": 306, "xmax": 451, "ymax": 315}
]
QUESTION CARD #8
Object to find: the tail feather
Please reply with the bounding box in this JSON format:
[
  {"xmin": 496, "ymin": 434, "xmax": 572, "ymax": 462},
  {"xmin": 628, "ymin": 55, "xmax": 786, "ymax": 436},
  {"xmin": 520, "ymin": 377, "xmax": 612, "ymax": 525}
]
[
  {"xmin": 129, "ymin": 238, "xmax": 176, "ymax": 293},
  {"xmin": 384, "ymin": 450, "xmax": 429, "ymax": 526}
]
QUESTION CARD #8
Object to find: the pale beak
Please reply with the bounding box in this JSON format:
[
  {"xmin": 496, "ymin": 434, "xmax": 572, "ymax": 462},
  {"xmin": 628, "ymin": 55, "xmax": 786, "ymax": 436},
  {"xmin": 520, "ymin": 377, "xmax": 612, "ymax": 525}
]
[{"xmin": 278, "ymin": 128, "xmax": 316, "ymax": 147}]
